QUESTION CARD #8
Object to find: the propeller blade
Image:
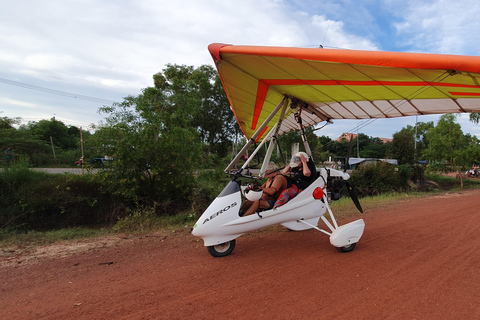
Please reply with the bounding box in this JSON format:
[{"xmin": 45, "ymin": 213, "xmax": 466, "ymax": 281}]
[
  {"xmin": 345, "ymin": 180, "xmax": 363, "ymax": 213},
  {"xmin": 345, "ymin": 134, "xmax": 354, "ymax": 172}
]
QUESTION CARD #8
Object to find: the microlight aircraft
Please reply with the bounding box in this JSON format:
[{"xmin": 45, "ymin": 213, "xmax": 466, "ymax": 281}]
[{"xmin": 192, "ymin": 43, "xmax": 480, "ymax": 257}]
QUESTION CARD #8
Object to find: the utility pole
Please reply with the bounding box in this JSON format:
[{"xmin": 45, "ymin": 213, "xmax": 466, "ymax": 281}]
[
  {"xmin": 356, "ymin": 124, "xmax": 360, "ymax": 158},
  {"xmin": 414, "ymin": 115, "xmax": 418, "ymax": 155},
  {"xmin": 80, "ymin": 127, "xmax": 85, "ymax": 174},
  {"xmin": 50, "ymin": 136, "xmax": 56, "ymax": 162}
]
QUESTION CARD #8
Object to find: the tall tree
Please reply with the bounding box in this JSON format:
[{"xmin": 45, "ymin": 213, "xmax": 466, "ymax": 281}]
[
  {"xmin": 28, "ymin": 118, "xmax": 78, "ymax": 150},
  {"xmin": 388, "ymin": 121, "xmax": 433, "ymax": 164},
  {"xmin": 94, "ymin": 64, "xmax": 236, "ymax": 204},
  {"xmin": 422, "ymin": 114, "xmax": 474, "ymax": 187},
  {"xmin": 153, "ymin": 64, "xmax": 236, "ymax": 157},
  {"xmin": 0, "ymin": 116, "xmax": 21, "ymax": 130},
  {"xmin": 0, "ymin": 119, "xmax": 51, "ymax": 166},
  {"xmin": 191, "ymin": 65, "xmax": 237, "ymax": 156},
  {"xmin": 389, "ymin": 127, "xmax": 415, "ymax": 164},
  {"xmin": 469, "ymin": 112, "xmax": 480, "ymax": 125}
]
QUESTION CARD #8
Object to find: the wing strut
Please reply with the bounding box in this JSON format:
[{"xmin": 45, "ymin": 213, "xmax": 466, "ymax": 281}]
[
  {"xmin": 291, "ymin": 98, "xmax": 312, "ymax": 159},
  {"xmin": 224, "ymin": 96, "xmax": 289, "ymax": 173},
  {"xmin": 259, "ymin": 97, "xmax": 290, "ymax": 177}
]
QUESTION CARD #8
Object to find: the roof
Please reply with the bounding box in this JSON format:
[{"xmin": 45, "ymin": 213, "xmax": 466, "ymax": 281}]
[{"xmin": 335, "ymin": 132, "xmax": 358, "ymax": 142}]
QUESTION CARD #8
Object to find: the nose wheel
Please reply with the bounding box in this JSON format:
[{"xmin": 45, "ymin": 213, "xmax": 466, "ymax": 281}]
[
  {"xmin": 207, "ymin": 240, "xmax": 236, "ymax": 257},
  {"xmin": 336, "ymin": 243, "xmax": 356, "ymax": 253}
]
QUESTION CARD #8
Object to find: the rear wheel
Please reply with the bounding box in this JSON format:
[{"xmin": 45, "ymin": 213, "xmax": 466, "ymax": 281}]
[
  {"xmin": 336, "ymin": 243, "xmax": 356, "ymax": 253},
  {"xmin": 207, "ymin": 240, "xmax": 236, "ymax": 257}
]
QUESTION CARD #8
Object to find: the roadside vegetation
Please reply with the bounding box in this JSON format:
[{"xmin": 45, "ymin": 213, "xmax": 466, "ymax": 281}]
[
  {"xmin": 2, "ymin": 64, "xmax": 480, "ymax": 247},
  {"xmin": 2, "ymin": 163, "xmax": 479, "ymax": 248}
]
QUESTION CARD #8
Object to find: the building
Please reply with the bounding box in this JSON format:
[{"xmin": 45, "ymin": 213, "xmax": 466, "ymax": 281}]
[
  {"xmin": 335, "ymin": 132, "xmax": 392, "ymax": 143},
  {"xmin": 335, "ymin": 132, "xmax": 358, "ymax": 142}
]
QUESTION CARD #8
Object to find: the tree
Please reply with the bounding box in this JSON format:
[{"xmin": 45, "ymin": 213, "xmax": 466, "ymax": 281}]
[
  {"xmin": 153, "ymin": 64, "xmax": 236, "ymax": 157},
  {"xmin": 350, "ymin": 133, "xmax": 370, "ymax": 158},
  {"xmin": 361, "ymin": 139, "xmax": 389, "ymax": 158},
  {"xmin": 28, "ymin": 118, "xmax": 79, "ymax": 150},
  {"xmin": 0, "ymin": 120, "xmax": 51, "ymax": 166},
  {"xmin": 0, "ymin": 116, "xmax": 21, "ymax": 130},
  {"xmin": 389, "ymin": 127, "xmax": 415, "ymax": 164},
  {"xmin": 93, "ymin": 64, "xmax": 238, "ymax": 205},
  {"xmin": 470, "ymin": 112, "xmax": 480, "ymax": 124},
  {"xmin": 422, "ymin": 114, "xmax": 472, "ymax": 187},
  {"xmin": 192, "ymin": 65, "xmax": 237, "ymax": 156},
  {"xmin": 277, "ymin": 127, "xmax": 319, "ymax": 164},
  {"xmin": 326, "ymin": 138, "xmax": 350, "ymax": 159},
  {"xmin": 387, "ymin": 122, "xmax": 433, "ymax": 165},
  {"xmin": 315, "ymin": 135, "xmax": 334, "ymax": 162},
  {"xmin": 324, "ymin": 133, "xmax": 388, "ymax": 159}
]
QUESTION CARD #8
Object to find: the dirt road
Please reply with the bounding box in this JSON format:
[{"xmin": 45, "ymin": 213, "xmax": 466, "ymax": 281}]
[{"xmin": 1, "ymin": 190, "xmax": 480, "ymax": 319}]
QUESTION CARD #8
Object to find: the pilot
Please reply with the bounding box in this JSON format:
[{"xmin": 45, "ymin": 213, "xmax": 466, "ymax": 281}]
[
  {"xmin": 239, "ymin": 162, "xmax": 288, "ymax": 217},
  {"xmin": 273, "ymin": 152, "xmax": 316, "ymax": 209}
]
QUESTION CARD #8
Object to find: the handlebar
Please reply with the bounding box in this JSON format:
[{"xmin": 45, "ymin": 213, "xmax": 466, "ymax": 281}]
[{"xmin": 227, "ymin": 169, "xmax": 260, "ymax": 180}]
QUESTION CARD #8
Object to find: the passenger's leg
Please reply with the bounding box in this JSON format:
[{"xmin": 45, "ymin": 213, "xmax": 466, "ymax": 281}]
[
  {"xmin": 258, "ymin": 199, "xmax": 273, "ymax": 210},
  {"xmin": 273, "ymin": 185, "xmax": 298, "ymax": 209},
  {"xmin": 243, "ymin": 200, "xmax": 260, "ymax": 216},
  {"xmin": 239, "ymin": 200, "xmax": 254, "ymax": 216}
]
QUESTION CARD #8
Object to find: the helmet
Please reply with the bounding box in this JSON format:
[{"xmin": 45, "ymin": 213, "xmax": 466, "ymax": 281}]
[
  {"xmin": 241, "ymin": 185, "xmax": 263, "ymax": 201},
  {"xmin": 244, "ymin": 190, "xmax": 263, "ymax": 201},
  {"xmin": 290, "ymin": 152, "xmax": 308, "ymax": 168}
]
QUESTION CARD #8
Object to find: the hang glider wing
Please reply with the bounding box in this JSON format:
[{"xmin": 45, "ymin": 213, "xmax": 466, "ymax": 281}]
[{"xmin": 209, "ymin": 43, "xmax": 480, "ymax": 140}]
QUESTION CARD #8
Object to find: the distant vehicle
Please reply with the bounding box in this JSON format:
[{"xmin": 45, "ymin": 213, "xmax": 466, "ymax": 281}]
[
  {"xmin": 74, "ymin": 157, "xmax": 113, "ymax": 167},
  {"xmin": 89, "ymin": 158, "xmax": 105, "ymax": 167}
]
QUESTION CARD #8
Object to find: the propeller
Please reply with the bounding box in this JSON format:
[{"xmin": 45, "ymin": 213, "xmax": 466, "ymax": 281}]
[
  {"xmin": 345, "ymin": 180, "xmax": 363, "ymax": 213},
  {"xmin": 345, "ymin": 134, "xmax": 354, "ymax": 173},
  {"xmin": 344, "ymin": 134, "xmax": 363, "ymax": 213}
]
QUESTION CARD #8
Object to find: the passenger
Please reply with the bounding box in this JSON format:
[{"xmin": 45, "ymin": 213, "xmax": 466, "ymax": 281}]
[
  {"xmin": 273, "ymin": 152, "xmax": 316, "ymax": 209},
  {"xmin": 239, "ymin": 162, "xmax": 288, "ymax": 217}
]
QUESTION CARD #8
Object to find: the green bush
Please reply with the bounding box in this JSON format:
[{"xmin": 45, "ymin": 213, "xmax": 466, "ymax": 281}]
[
  {"xmin": 0, "ymin": 164, "xmax": 122, "ymax": 230},
  {"xmin": 191, "ymin": 167, "xmax": 230, "ymax": 214},
  {"xmin": 349, "ymin": 162, "xmax": 411, "ymax": 196},
  {"xmin": 113, "ymin": 205, "xmax": 160, "ymax": 234}
]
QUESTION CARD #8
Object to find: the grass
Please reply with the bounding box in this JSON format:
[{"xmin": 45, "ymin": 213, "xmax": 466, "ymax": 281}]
[
  {"xmin": 428, "ymin": 173, "xmax": 480, "ymax": 187},
  {"xmin": 112, "ymin": 208, "xmax": 198, "ymax": 234},
  {"xmin": 0, "ymin": 212, "xmax": 200, "ymax": 249},
  {"xmin": 2, "ymin": 173, "xmax": 480, "ymax": 249},
  {"xmin": 0, "ymin": 226, "xmax": 112, "ymax": 249},
  {"xmin": 329, "ymin": 192, "xmax": 433, "ymax": 219}
]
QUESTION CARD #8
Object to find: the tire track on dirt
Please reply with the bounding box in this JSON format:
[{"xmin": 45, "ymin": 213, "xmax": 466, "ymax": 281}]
[{"xmin": 1, "ymin": 190, "xmax": 480, "ymax": 319}]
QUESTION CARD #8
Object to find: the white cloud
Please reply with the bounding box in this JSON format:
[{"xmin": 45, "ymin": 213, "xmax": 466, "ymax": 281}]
[
  {"xmin": 309, "ymin": 15, "xmax": 378, "ymax": 50},
  {"xmin": 0, "ymin": 97, "xmax": 38, "ymax": 109},
  {"xmin": 3, "ymin": 0, "xmax": 478, "ymax": 139},
  {"xmin": 0, "ymin": 0, "xmax": 377, "ymax": 94},
  {"xmin": 389, "ymin": 0, "xmax": 480, "ymax": 54}
]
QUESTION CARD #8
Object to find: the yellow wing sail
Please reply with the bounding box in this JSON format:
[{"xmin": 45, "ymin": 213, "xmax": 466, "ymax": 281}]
[{"xmin": 209, "ymin": 43, "xmax": 480, "ymax": 140}]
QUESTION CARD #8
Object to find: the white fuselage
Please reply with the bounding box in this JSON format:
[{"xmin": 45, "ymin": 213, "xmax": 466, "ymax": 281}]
[{"xmin": 192, "ymin": 169, "xmax": 330, "ymax": 246}]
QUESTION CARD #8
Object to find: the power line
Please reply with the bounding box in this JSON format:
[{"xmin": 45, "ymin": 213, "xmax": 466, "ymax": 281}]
[
  {"xmin": 0, "ymin": 77, "xmax": 118, "ymax": 105},
  {"xmin": 313, "ymin": 70, "xmax": 454, "ymax": 153}
]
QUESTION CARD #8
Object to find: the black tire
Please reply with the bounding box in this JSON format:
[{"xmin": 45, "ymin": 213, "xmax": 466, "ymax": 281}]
[
  {"xmin": 336, "ymin": 243, "xmax": 356, "ymax": 253},
  {"xmin": 207, "ymin": 240, "xmax": 236, "ymax": 257}
]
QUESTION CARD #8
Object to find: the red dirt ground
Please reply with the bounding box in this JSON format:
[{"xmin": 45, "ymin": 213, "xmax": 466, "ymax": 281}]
[{"xmin": 1, "ymin": 190, "xmax": 480, "ymax": 319}]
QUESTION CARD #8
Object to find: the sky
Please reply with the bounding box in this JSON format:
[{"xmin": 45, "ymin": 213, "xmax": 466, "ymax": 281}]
[{"xmin": 2, "ymin": 0, "xmax": 480, "ymax": 140}]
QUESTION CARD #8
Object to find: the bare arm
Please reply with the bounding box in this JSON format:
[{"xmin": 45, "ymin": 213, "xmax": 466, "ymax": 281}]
[{"xmin": 300, "ymin": 155, "xmax": 311, "ymax": 177}]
